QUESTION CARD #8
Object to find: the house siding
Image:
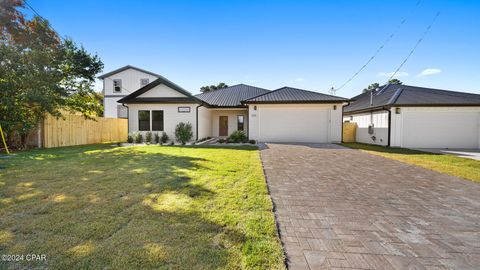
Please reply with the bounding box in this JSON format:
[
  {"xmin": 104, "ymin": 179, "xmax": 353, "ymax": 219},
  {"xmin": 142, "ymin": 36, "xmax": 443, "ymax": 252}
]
[
  {"xmin": 343, "ymin": 110, "xmax": 389, "ymax": 146},
  {"xmin": 210, "ymin": 109, "xmax": 248, "ymax": 137}
]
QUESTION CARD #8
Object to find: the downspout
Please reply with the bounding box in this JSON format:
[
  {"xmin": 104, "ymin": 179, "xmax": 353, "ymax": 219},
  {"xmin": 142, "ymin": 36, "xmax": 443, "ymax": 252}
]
[
  {"xmin": 122, "ymin": 103, "xmax": 129, "ymax": 133},
  {"xmin": 386, "ymin": 107, "xmax": 391, "ymax": 147},
  {"xmin": 196, "ymin": 104, "xmax": 203, "ymax": 141}
]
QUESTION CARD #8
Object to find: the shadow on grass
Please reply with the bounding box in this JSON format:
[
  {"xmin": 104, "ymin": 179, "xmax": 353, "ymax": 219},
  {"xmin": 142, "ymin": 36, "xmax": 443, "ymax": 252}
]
[
  {"xmin": 342, "ymin": 142, "xmax": 442, "ymax": 155},
  {"xmin": 0, "ymin": 144, "xmax": 248, "ymax": 269}
]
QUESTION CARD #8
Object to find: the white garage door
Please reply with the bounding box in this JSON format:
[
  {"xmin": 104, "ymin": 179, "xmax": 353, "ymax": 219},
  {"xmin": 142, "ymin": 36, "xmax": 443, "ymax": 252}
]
[
  {"xmin": 402, "ymin": 111, "xmax": 479, "ymax": 148},
  {"xmin": 258, "ymin": 106, "xmax": 329, "ymax": 143}
]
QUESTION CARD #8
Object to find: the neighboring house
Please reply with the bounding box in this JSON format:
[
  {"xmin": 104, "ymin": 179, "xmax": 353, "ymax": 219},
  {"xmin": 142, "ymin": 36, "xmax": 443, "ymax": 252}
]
[
  {"xmin": 114, "ymin": 72, "xmax": 348, "ymax": 143},
  {"xmin": 343, "ymin": 84, "xmax": 480, "ymax": 148},
  {"xmin": 98, "ymin": 65, "xmax": 163, "ymax": 118}
]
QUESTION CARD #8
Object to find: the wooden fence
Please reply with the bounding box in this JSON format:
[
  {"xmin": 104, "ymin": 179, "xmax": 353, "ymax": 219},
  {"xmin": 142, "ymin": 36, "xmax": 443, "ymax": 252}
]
[
  {"xmin": 343, "ymin": 122, "xmax": 357, "ymax": 143},
  {"xmin": 42, "ymin": 114, "xmax": 128, "ymax": 148}
]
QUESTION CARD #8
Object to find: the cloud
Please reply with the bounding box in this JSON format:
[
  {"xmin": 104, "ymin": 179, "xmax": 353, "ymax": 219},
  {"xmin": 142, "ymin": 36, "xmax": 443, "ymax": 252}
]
[
  {"xmin": 377, "ymin": 71, "xmax": 409, "ymax": 77},
  {"xmin": 417, "ymin": 68, "xmax": 441, "ymax": 77},
  {"xmin": 294, "ymin": 78, "xmax": 305, "ymax": 82}
]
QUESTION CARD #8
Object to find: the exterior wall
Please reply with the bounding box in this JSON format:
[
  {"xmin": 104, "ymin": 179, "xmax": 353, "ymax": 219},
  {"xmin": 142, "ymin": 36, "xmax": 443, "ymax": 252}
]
[
  {"xmin": 197, "ymin": 106, "xmax": 212, "ymax": 140},
  {"xmin": 391, "ymin": 106, "xmax": 480, "ymax": 148},
  {"xmin": 248, "ymin": 103, "xmax": 343, "ymax": 143},
  {"xmin": 343, "ymin": 110, "xmax": 389, "ymax": 146},
  {"xmin": 138, "ymin": 84, "xmax": 186, "ymax": 98},
  {"xmin": 105, "ymin": 97, "xmax": 127, "ymax": 118},
  {"xmin": 210, "ymin": 109, "xmax": 248, "ymax": 137},
  {"xmin": 103, "ymin": 68, "xmax": 159, "ymax": 118},
  {"xmin": 127, "ymin": 103, "xmax": 197, "ymax": 142}
]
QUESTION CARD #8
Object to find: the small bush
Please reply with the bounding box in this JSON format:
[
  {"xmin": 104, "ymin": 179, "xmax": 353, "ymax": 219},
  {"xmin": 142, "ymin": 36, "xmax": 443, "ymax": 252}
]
[
  {"xmin": 127, "ymin": 134, "xmax": 134, "ymax": 143},
  {"xmin": 227, "ymin": 130, "xmax": 247, "ymax": 143},
  {"xmin": 175, "ymin": 122, "xmax": 193, "ymax": 145},
  {"xmin": 248, "ymin": 139, "xmax": 256, "ymax": 144},
  {"xmin": 217, "ymin": 138, "xmax": 226, "ymax": 143},
  {"xmin": 154, "ymin": 133, "xmax": 160, "ymax": 144},
  {"xmin": 160, "ymin": 132, "xmax": 169, "ymax": 144},
  {"xmin": 145, "ymin": 132, "xmax": 152, "ymax": 144},
  {"xmin": 133, "ymin": 132, "xmax": 143, "ymax": 143}
]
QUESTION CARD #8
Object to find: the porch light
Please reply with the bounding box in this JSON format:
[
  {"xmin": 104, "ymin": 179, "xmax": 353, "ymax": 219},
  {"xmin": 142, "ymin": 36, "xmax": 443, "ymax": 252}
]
[{"xmin": 395, "ymin": 108, "xmax": 401, "ymax": 114}]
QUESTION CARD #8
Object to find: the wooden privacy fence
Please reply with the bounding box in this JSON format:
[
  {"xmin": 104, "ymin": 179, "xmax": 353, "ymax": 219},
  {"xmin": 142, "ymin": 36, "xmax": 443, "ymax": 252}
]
[
  {"xmin": 343, "ymin": 122, "xmax": 357, "ymax": 143},
  {"xmin": 42, "ymin": 114, "xmax": 128, "ymax": 148}
]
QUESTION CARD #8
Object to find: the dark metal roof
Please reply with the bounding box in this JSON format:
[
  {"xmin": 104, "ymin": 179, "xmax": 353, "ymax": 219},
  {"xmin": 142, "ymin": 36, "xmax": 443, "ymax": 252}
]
[
  {"xmin": 118, "ymin": 77, "xmax": 198, "ymax": 104},
  {"xmin": 344, "ymin": 84, "xmax": 480, "ymax": 113},
  {"xmin": 243, "ymin": 87, "xmax": 348, "ymax": 104},
  {"xmin": 98, "ymin": 65, "xmax": 162, "ymax": 79},
  {"xmin": 195, "ymin": 84, "xmax": 270, "ymax": 107}
]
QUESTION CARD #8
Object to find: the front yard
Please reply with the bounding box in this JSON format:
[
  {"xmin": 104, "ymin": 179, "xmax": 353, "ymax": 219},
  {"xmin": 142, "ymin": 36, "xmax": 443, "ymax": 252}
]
[
  {"xmin": 343, "ymin": 143, "xmax": 480, "ymax": 183},
  {"xmin": 0, "ymin": 145, "xmax": 285, "ymax": 269}
]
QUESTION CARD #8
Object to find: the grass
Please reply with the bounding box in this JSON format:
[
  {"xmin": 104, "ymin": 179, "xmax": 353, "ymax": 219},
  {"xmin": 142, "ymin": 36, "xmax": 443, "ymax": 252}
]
[
  {"xmin": 342, "ymin": 143, "xmax": 480, "ymax": 183},
  {"xmin": 0, "ymin": 144, "xmax": 285, "ymax": 269}
]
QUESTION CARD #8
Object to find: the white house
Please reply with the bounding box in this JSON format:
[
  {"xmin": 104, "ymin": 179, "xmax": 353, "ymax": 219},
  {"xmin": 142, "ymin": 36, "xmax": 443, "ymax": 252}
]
[
  {"xmin": 98, "ymin": 66, "xmax": 348, "ymax": 143},
  {"xmin": 343, "ymin": 84, "xmax": 480, "ymax": 149},
  {"xmin": 98, "ymin": 65, "xmax": 162, "ymax": 118}
]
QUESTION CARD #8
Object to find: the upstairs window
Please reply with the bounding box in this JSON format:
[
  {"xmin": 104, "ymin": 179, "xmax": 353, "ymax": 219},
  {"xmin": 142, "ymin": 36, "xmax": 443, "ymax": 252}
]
[
  {"xmin": 152, "ymin": 110, "xmax": 164, "ymax": 131},
  {"xmin": 237, "ymin": 115, "xmax": 244, "ymax": 131},
  {"xmin": 138, "ymin": 110, "xmax": 150, "ymax": 131},
  {"xmin": 140, "ymin": 78, "xmax": 149, "ymax": 87},
  {"xmin": 113, "ymin": 79, "xmax": 122, "ymax": 92}
]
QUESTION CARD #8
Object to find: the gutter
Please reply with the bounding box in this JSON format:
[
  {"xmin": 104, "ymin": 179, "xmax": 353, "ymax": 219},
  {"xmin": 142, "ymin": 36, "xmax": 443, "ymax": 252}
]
[{"xmin": 386, "ymin": 107, "xmax": 391, "ymax": 147}]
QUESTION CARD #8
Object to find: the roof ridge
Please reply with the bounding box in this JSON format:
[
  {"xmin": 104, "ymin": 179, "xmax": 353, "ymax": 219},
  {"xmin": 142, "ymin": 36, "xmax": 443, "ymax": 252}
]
[
  {"xmin": 281, "ymin": 86, "xmax": 347, "ymax": 98},
  {"xmin": 403, "ymin": 85, "xmax": 480, "ymax": 99},
  {"xmin": 243, "ymin": 87, "xmax": 283, "ymax": 101},
  {"xmin": 195, "ymin": 84, "xmax": 271, "ymax": 97},
  {"xmin": 98, "ymin": 65, "xmax": 163, "ymax": 79}
]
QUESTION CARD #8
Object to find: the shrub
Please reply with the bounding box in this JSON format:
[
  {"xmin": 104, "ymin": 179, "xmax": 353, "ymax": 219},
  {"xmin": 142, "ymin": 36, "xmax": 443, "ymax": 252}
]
[
  {"xmin": 154, "ymin": 132, "xmax": 160, "ymax": 144},
  {"xmin": 248, "ymin": 139, "xmax": 256, "ymax": 144},
  {"xmin": 217, "ymin": 138, "xmax": 226, "ymax": 143},
  {"xmin": 133, "ymin": 132, "xmax": 143, "ymax": 143},
  {"xmin": 175, "ymin": 122, "xmax": 193, "ymax": 145},
  {"xmin": 160, "ymin": 132, "xmax": 169, "ymax": 144},
  {"xmin": 227, "ymin": 130, "xmax": 247, "ymax": 143},
  {"xmin": 127, "ymin": 134, "xmax": 134, "ymax": 143},
  {"xmin": 145, "ymin": 132, "xmax": 152, "ymax": 144}
]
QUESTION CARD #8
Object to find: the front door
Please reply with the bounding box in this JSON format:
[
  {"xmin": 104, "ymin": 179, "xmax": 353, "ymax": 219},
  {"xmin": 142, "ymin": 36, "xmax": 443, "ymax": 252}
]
[{"xmin": 219, "ymin": 116, "xmax": 228, "ymax": 136}]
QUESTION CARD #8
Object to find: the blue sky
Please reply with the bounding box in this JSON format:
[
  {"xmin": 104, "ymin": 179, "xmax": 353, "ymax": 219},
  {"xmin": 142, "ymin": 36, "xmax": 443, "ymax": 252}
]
[{"xmin": 25, "ymin": 0, "xmax": 480, "ymax": 96}]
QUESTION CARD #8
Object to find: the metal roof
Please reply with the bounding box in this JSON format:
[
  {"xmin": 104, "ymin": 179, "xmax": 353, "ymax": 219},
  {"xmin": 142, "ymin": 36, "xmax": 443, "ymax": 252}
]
[
  {"xmin": 243, "ymin": 87, "xmax": 348, "ymax": 104},
  {"xmin": 344, "ymin": 84, "xmax": 480, "ymax": 113},
  {"xmin": 97, "ymin": 65, "xmax": 162, "ymax": 79},
  {"xmin": 195, "ymin": 84, "xmax": 270, "ymax": 107}
]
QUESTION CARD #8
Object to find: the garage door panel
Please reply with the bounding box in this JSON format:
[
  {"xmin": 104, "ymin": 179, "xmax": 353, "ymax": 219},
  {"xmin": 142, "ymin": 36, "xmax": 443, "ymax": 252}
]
[
  {"xmin": 258, "ymin": 107, "xmax": 328, "ymax": 143},
  {"xmin": 402, "ymin": 111, "xmax": 479, "ymax": 148}
]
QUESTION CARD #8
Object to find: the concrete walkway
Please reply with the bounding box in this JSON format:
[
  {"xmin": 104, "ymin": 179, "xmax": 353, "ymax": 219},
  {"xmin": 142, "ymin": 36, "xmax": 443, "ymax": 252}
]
[
  {"xmin": 261, "ymin": 143, "xmax": 480, "ymax": 270},
  {"xmin": 414, "ymin": 148, "xmax": 480, "ymax": 161}
]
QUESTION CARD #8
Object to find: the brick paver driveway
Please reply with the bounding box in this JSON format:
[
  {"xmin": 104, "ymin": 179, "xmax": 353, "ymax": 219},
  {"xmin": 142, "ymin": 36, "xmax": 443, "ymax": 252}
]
[{"xmin": 261, "ymin": 143, "xmax": 480, "ymax": 270}]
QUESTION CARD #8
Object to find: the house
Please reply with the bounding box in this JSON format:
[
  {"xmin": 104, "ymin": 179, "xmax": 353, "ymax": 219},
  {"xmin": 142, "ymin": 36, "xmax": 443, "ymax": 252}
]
[
  {"xmin": 343, "ymin": 84, "xmax": 480, "ymax": 148},
  {"xmin": 98, "ymin": 65, "xmax": 169, "ymax": 118},
  {"xmin": 102, "ymin": 66, "xmax": 348, "ymax": 143}
]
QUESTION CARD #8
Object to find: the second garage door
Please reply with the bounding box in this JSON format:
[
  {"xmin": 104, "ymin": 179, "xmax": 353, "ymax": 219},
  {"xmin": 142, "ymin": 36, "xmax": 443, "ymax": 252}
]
[{"xmin": 257, "ymin": 106, "xmax": 329, "ymax": 143}]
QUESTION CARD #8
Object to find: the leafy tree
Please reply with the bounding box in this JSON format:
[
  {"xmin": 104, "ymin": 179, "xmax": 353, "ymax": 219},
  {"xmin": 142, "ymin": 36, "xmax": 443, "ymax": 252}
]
[
  {"xmin": 175, "ymin": 122, "xmax": 193, "ymax": 144},
  {"xmin": 388, "ymin": 78, "xmax": 403, "ymax": 85},
  {"xmin": 0, "ymin": 0, "xmax": 104, "ymax": 148},
  {"xmin": 363, "ymin": 83, "xmax": 380, "ymax": 93},
  {"xmin": 200, "ymin": 82, "xmax": 228, "ymax": 93}
]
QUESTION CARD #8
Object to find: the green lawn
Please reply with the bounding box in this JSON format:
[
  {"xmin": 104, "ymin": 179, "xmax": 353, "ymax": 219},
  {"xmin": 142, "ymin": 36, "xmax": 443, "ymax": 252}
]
[
  {"xmin": 342, "ymin": 143, "xmax": 480, "ymax": 183},
  {"xmin": 0, "ymin": 144, "xmax": 285, "ymax": 269}
]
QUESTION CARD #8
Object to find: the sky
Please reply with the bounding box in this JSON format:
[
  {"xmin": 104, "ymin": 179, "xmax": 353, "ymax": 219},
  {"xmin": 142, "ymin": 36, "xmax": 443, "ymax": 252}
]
[{"xmin": 24, "ymin": 0, "xmax": 480, "ymax": 97}]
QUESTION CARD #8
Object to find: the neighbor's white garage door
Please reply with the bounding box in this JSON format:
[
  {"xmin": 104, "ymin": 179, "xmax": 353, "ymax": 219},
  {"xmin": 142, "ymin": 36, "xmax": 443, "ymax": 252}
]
[
  {"xmin": 258, "ymin": 106, "xmax": 329, "ymax": 143},
  {"xmin": 401, "ymin": 110, "xmax": 480, "ymax": 148}
]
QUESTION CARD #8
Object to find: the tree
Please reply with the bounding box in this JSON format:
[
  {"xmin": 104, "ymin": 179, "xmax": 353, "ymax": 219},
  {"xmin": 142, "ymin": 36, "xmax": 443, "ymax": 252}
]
[
  {"xmin": 0, "ymin": 0, "xmax": 104, "ymax": 148},
  {"xmin": 200, "ymin": 82, "xmax": 228, "ymax": 93},
  {"xmin": 175, "ymin": 122, "xmax": 193, "ymax": 144},
  {"xmin": 363, "ymin": 83, "xmax": 380, "ymax": 93},
  {"xmin": 388, "ymin": 78, "xmax": 402, "ymax": 85}
]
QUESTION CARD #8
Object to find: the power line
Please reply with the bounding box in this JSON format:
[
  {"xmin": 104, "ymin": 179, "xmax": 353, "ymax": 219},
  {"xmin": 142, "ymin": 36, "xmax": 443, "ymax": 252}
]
[
  {"xmin": 24, "ymin": 0, "xmax": 66, "ymax": 41},
  {"xmin": 387, "ymin": 11, "xmax": 440, "ymax": 82},
  {"xmin": 333, "ymin": 0, "xmax": 422, "ymax": 92}
]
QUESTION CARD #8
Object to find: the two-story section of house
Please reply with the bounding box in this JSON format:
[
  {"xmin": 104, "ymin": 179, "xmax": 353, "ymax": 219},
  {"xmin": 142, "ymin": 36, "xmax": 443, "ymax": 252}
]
[{"xmin": 98, "ymin": 65, "xmax": 160, "ymax": 118}]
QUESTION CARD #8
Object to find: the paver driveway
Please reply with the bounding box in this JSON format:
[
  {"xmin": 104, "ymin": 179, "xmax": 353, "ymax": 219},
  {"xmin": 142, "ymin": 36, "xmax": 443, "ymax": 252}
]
[{"xmin": 261, "ymin": 143, "xmax": 480, "ymax": 270}]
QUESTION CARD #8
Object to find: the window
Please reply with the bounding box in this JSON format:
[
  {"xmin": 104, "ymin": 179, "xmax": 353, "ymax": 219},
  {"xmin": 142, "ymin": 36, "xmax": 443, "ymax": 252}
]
[
  {"xmin": 237, "ymin": 115, "xmax": 244, "ymax": 131},
  {"xmin": 113, "ymin": 79, "xmax": 122, "ymax": 92},
  {"xmin": 138, "ymin": 110, "xmax": 150, "ymax": 131},
  {"xmin": 140, "ymin": 78, "xmax": 149, "ymax": 87},
  {"xmin": 152, "ymin": 110, "xmax": 164, "ymax": 131},
  {"xmin": 178, "ymin": 107, "xmax": 191, "ymax": 113}
]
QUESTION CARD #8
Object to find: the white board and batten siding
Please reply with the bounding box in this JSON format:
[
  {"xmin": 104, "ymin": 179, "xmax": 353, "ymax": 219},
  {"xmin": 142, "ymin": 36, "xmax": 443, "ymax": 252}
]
[
  {"xmin": 343, "ymin": 111, "xmax": 389, "ymax": 146},
  {"xmin": 103, "ymin": 68, "xmax": 159, "ymax": 118},
  {"xmin": 391, "ymin": 106, "xmax": 480, "ymax": 149},
  {"xmin": 249, "ymin": 104, "xmax": 343, "ymax": 143}
]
